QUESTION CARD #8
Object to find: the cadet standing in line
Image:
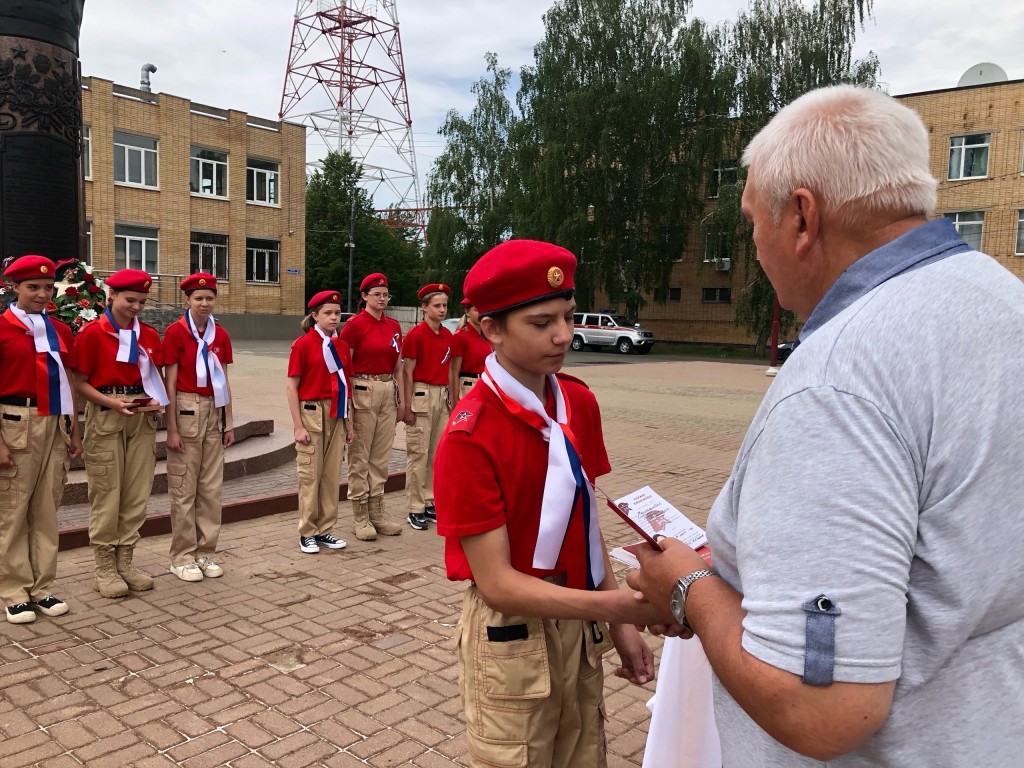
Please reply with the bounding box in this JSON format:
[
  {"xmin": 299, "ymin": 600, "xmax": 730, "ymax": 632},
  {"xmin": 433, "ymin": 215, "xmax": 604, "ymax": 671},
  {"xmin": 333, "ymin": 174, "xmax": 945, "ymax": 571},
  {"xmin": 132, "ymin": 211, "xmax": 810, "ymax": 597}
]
[
  {"xmin": 0, "ymin": 256, "xmax": 82, "ymax": 623},
  {"xmin": 401, "ymin": 283, "xmax": 453, "ymax": 531},
  {"xmin": 163, "ymin": 272, "xmax": 234, "ymax": 582},
  {"xmin": 339, "ymin": 272, "xmax": 405, "ymax": 541},
  {"xmin": 73, "ymin": 269, "xmax": 168, "ymax": 598},
  {"xmin": 286, "ymin": 290, "xmax": 354, "ymax": 555},
  {"xmin": 448, "ymin": 298, "xmax": 492, "ymax": 407}
]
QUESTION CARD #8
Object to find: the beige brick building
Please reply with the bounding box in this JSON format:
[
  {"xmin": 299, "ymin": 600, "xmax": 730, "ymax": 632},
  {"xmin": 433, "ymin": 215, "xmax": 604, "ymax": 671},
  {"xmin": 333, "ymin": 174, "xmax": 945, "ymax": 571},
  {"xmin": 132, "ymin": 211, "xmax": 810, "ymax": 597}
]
[{"xmin": 81, "ymin": 76, "xmax": 306, "ymax": 321}]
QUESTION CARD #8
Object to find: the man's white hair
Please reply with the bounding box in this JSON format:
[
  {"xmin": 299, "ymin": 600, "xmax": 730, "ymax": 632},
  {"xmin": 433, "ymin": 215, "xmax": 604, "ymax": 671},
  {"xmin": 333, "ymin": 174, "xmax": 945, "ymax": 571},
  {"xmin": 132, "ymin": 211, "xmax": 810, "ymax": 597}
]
[{"xmin": 741, "ymin": 85, "xmax": 937, "ymax": 225}]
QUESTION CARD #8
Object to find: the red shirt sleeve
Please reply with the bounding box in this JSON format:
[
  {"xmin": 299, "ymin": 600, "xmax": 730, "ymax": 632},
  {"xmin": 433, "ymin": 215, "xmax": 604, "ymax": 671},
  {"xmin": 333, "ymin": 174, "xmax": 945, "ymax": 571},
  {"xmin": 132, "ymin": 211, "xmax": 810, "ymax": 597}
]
[
  {"xmin": 216, "ymin": 326, "xmax": 233, "ymax": 365},
  {"xmin": 162, "ymin": 322, "xmax": 185, "ymax": 366},
  {"xmin": 401, "ymin": 324, "xmax": 420, "ymax": 359},
  {"xmin": 286, "ymin": 336, "xmax": 305, "ymax": 378}
]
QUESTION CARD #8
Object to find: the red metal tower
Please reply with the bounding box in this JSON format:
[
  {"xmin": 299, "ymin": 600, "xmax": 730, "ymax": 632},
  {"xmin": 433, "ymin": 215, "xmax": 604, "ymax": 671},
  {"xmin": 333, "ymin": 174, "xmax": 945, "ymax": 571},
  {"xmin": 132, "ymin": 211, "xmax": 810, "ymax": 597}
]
[{"xmin": 280, "ymin": 1, "xmax": 421, "ymax": 214}]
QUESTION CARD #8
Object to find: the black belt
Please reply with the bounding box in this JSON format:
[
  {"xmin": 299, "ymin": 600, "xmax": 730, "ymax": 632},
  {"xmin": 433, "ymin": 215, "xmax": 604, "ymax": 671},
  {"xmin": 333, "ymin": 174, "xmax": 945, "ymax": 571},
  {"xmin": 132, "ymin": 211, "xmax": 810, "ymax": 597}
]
[
  {"xmin": 0, "ymin": 396, "xmax": 37, "ymax": 407},
  {"xmin": 98, "ymin": 385, "xmax": 145, "ymax": 395},
  {"xmin": 460, "ymin": 372, "xmax": 481, "ymax": 379}
]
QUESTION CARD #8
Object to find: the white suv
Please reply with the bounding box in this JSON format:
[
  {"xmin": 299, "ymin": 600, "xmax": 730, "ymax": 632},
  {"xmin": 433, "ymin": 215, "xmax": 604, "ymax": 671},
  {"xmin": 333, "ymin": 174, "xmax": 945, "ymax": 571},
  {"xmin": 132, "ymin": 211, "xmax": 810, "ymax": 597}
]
[{"xmin": 571, "ymin": 313, "xmax": 655, "ymax": 355}]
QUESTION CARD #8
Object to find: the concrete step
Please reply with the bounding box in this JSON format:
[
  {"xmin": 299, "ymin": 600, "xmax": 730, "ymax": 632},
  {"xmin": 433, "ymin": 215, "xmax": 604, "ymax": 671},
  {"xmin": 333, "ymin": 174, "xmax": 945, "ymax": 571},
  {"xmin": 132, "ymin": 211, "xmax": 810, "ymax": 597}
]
[{"xmin": 61, "ymin": 416, "xmax": 291, "ymax": 506}]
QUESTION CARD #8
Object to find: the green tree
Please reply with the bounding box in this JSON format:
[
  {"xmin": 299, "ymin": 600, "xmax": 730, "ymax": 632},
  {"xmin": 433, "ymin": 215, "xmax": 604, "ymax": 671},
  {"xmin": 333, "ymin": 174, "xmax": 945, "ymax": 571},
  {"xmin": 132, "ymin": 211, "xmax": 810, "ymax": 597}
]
[
  {"xmin": 305, "ymin": 151, "xmax": 421, "ymax": 308},
  {"xmin": 424, "ymin": 53, "xmax": 516, "ymax": 300}
]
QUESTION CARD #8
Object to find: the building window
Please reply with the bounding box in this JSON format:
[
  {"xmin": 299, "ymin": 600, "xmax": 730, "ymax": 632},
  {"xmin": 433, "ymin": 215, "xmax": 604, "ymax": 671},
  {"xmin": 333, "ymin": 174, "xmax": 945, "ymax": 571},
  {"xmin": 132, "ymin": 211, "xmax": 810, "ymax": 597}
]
[
  {"xmin": 113, "ymin": 131, "xmax": 158, "ymax": 187},
  {"xmin": 704, "ymin": 231, "xmax": 730, "ymax": 262},
  {"xmin": 84, "ymin": 221, "xmax": 92, "ymax": 265},
  {"xmin": 702, "ymin": 287, "xmax": 731, "ymax": 304},
  {"xmin": 668, "ymin": 286, "xmax": 682, "ymax": 302},
  {"xmin": 944, "ymin": 211, "xmax": 984, "ymax": 251},
  {"xmin": 82, "ymin": 126, "xmax": 91, "ymax": 180},
  {"xmin": 707, "ymin": 160, "xmax": 737, "ymax": 199},
  {"xmin": 246, "ymin": 159, "xmax": 279, "ymax": 205},
  {"xmin": 115, "ymin": 224, "xmax": 159, "ymax": 272},
  {"xmin": 246, "ymin": 238, "xmax": 279, "ymax": 283},
  {"xmin": 948, "ymin": 134, "xmax": 989, "ymax": 180},
  {"xmin": 190, "ymin": 232, "xmax": 229, "ymax": 279},
  {"xmin": 190, "ymin": 147, "xmax": 228, "ymax": 197},
  {"xmin": 1017, "ymin": 211, "xmax": 1024, "ymax": 255}
]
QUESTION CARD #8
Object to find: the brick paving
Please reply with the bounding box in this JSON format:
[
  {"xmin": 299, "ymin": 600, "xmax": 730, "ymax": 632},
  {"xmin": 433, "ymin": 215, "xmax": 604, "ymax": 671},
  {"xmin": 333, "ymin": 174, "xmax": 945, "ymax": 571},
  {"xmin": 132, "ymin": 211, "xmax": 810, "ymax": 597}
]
[{"xmin": 0, "ymin": 350, "xmax": 771, "ymax": 767}]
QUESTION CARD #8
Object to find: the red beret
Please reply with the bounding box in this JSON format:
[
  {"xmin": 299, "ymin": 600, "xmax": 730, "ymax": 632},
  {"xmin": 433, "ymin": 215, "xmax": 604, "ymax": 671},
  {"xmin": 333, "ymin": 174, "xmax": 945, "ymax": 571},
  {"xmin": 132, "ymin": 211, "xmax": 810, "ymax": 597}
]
[
  {"xmin": 308, "ymin": 290, "xmax": 342, "ymax": 309},
  {"xmin": 3, "ymin": 255, "xmax": 58, "ymax": 282},
  {"xmin": 180, "ymin": 272, "xmax": 217, "ymax": 294},
  {"xmin": 460, "ymin": 297, "xmax": 472, "ymax": 308},
  {"xmin": 360, "ymin": 273, "xmax": 388, "ymax": 292},
  {"xmin": 417, "ymin": 283, "xmax": 450, "ymax": 301},
  {"xmin": 463, "ymin": 240, "xmax": 576, "ymax": 316},
  {"xmin": 106, "ymin": 269, "xmax": 153, "ymax": 293}
]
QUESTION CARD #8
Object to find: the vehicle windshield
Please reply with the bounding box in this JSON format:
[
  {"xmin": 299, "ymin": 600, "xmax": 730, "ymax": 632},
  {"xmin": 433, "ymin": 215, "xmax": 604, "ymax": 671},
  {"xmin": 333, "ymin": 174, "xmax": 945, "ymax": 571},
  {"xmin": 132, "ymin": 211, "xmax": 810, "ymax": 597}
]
[{"xmin": 607, "ymin": 315, "xmax": 632, "ymax": 327}]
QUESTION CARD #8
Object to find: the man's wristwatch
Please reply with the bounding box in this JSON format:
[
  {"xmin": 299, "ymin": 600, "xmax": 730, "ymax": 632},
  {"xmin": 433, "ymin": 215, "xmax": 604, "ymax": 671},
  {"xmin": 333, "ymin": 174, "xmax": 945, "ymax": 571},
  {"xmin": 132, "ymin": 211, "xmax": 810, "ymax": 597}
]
[{"xmin": 669, "ymin": 569, "xmax": 715, "ymax": 628}]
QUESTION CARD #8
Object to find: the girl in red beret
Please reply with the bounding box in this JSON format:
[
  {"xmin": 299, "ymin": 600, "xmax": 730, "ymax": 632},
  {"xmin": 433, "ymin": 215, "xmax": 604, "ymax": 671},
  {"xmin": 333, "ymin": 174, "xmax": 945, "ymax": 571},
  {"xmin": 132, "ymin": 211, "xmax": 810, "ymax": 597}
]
[
  {"xmin": 401, "ymin": 283, "xmax": 453, "ymax": 531},
  {"xmin": 286, "ymin": 291, "xmax": 354, "ymax": 554},
  {"xmin": 162, "ymin": 273, "xmax": 234, "ymax": 582},
  {"xmin": 433, "ymin": 240, "xmax": 656, "ymax": 766},
  {"xmin": 72, "ymin": 268, "xmax": 168, "ymax": 598},
  {"xmin": 338, "ymin": 272, "xmax": 406, "ymax": 541},
  {"xmin": 448, "ymin": 299, "xmax": 492, "ymax": 407},
  {"xmin": 0, "ymin": 255, "xmax": 82, "ymax": 623}
]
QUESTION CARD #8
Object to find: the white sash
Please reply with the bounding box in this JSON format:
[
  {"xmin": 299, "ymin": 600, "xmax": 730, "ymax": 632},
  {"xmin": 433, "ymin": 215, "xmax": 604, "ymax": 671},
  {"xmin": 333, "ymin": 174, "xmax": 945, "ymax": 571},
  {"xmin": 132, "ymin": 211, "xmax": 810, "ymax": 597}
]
[
  {"xmin": 7, "ymin": 304, "xmax": 74, "ymax": 415},
  {"xmin": 104, "ymin": 311, "xmax": 169, "ymax": 406},
  {"xmin": 184, "ymin": 311, "xmax": 230, "ymax": 407},
  {"xmin": 315, "ymin": 325, "xmax": 349, "ymax": 419}
]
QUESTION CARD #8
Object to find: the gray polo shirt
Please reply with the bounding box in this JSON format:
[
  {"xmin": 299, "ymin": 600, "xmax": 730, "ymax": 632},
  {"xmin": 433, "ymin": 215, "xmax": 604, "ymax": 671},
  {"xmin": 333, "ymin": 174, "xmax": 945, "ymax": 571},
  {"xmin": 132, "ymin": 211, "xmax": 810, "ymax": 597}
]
[{"xmin": 706, "ymin": 219, "xmax": 1024, "ymax": 766}]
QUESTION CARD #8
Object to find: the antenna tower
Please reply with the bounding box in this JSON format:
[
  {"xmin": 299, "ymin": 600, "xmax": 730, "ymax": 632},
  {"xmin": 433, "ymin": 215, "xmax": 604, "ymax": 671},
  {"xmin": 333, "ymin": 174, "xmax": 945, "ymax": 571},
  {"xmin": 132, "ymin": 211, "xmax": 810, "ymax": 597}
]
[{"xmin": 280, "ymin": 1, "xmax": 421, "ymax": 219}]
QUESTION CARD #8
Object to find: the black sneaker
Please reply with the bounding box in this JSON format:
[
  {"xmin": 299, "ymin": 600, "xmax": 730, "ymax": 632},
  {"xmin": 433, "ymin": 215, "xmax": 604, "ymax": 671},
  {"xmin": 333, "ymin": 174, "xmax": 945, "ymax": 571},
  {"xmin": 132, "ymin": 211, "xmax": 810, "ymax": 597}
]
[
  {"xmin": 299, "ymin": 535, "xmax": 320, "ymax": 554},
  {"xmin": 407, "ymin": 512, "xmax": 429, "ymax": 531},
  {"xmin": 32, "ymin": 596, "xmax": 69, "ymax": 617},
  {"xmin": 5, "ymin": 602, "xmax": 35, "ymax": 624},
  {"xmin": 424, "ymin": 504, "xmax": 437, "ymax": 523},
  {"xmin": 314, "ymin": 533, "xmax": 347, "ymax": 550}
]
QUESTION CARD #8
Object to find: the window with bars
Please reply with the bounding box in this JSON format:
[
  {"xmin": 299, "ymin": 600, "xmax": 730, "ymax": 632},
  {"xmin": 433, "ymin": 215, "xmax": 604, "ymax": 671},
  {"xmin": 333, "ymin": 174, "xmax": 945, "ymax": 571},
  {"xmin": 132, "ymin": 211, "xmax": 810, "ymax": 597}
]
[
  {"xmin": 113, "ymin": 131, "xmax": 158, "ymax": 187},
  {"xmin": 246, "ymin": 238, "xmax": 280, "ymax": 284},
  {"xmin": 190, "ymin": 232, "xmax": 229, "ymax": 279},
  {"xmin": 115, "ymin": 224, "xmax": 159, "ymax": 272},
  {"xmin": 190, "ymin": 147, "xmax": 228, "ymax": 197}
]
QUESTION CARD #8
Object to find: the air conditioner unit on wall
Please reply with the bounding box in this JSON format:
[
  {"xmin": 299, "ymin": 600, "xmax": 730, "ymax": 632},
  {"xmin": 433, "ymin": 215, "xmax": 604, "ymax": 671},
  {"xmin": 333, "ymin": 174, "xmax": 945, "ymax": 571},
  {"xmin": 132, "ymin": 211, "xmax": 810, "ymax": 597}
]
[{"xmin": 714, "ymin": 257, "xmax": 731, "ymax": 271}]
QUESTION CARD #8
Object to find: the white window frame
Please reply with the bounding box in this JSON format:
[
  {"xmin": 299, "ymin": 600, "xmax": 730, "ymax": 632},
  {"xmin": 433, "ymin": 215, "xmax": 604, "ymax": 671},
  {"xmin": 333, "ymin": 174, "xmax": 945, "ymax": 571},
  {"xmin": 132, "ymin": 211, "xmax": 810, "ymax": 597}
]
[
  {"xmin": 190, "ymin": 147, "xmax": 228, "ymax": 198},
  {"xmin": 190, "ymin": 232, "xmax": 229, "ymax": 279},
  {"xmin": 703, "ymin": 231, "xmax": 729, "ymax": 263},
  {"xmin": 85, "ymin": 221, "xmax": 92, "ymax": 265},
  {"xmin": 948, "ymin": 133, "xmax": 990, "ymax": 181},
  {"xmin": 115, "ymin": 225, "xmax": 159, "ymax": 272},
  {"xmin": 113, "ymin": 131, "xmax": 158, "ymax": 188},
  {"xmin": 944, "ymin": 211, "xmax": 984, "ymax": 252},
  {"xmin": 1016, "ymin": 210, "xmax": 1024, "ymax": 256},
  {"xmin": 246, "ymin": 159, "xmax": 280, "ymax": 206},
  {"xmin": 707, "ymin": 160, "xmax": 737, "ymax": 199},
  {"xmin": 82, "ymin": 126, "xmax": 91, "ymax": 180},
  {"xmin": 246, "ymin": 238, "xmax": 280, "ymax": 284}
]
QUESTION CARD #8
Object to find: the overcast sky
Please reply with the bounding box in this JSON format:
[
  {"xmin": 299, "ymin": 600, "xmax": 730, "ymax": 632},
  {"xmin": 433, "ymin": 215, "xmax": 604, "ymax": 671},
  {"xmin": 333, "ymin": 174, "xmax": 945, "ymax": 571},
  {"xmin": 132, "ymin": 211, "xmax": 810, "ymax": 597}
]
[{"xmin": 78, "ymin": 0, "xmax": 1024, "ymax": 205}]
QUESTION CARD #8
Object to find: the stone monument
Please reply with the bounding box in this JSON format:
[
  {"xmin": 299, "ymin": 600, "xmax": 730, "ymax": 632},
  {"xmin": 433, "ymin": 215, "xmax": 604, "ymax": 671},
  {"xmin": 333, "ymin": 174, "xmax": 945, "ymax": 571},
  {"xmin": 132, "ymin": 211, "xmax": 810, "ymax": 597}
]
[{"xmin": 0, "ymin": 0, "xmax": 86, "ymax": 264}]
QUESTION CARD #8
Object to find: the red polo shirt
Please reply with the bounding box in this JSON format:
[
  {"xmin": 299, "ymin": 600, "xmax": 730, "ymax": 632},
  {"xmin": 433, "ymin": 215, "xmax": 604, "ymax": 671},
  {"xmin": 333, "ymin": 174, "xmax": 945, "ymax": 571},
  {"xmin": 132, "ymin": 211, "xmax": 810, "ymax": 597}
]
[
  {"xmin": 287, "ymin": 329, "xmax": 352, "ymax": 401},
  {"xmin": 434, "ymin": 373, "xmax": 611, "ymax": 583},
  {"xmin": 73, "ymin": 318, "xmax": 163, "ymax": 387},
  {"xmin": 0, "ymin": 312, "xmax": 76, "ymax": 398},
  {"xmin": 163, "ymin": 317, "xmax": 234, "ymax": 396},
  {"xmin": 402, "ymin": 322, "xmax": 453, "ymax": 385},
  {"xmin": 339, "ymin": 309, "xmax": 402, "ymax": 375},
  {"xmin": 451, "ymin": 324, "xmax": 492, "ymax": 375}
]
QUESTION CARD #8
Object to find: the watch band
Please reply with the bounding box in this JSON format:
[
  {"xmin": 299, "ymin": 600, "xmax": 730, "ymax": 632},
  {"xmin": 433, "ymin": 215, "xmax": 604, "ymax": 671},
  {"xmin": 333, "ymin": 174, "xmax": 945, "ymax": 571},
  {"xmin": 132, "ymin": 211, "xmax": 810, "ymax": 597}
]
[{"xmin": 673, "ymin": 568, "xmax": 715, "ymax": 629}]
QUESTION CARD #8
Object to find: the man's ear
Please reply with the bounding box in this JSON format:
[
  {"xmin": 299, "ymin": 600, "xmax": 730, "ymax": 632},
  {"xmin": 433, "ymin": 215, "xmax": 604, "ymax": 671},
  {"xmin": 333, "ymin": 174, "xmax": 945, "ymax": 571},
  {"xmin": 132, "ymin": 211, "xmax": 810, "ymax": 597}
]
[{"xmin": 791, "ymin": 188, "xmax": 821, "ymax": 261}]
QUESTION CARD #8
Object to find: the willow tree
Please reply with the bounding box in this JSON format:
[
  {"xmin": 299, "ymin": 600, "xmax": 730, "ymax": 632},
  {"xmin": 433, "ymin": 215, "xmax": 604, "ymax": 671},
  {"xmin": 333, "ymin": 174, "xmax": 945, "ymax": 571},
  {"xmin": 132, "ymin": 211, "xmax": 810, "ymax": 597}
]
[
  {"xmin": 709, "ymin": 0, "xmax": 880, "ymax": 351},
  {"xmin": 512, "ymin": 0, "xmax": 730, "ymax": 318},
  {"xmin": 424, "ymin": 53, "xmax": 516, "ymax": 299}
]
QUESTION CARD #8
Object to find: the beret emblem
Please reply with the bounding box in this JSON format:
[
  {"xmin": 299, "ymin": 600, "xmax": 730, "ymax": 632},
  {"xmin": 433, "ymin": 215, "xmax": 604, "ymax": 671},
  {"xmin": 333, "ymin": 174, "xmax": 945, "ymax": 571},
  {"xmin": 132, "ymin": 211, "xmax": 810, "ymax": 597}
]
[{"xmin": 547, "ymin": 266, "xmax": 564, "ymax": 288}]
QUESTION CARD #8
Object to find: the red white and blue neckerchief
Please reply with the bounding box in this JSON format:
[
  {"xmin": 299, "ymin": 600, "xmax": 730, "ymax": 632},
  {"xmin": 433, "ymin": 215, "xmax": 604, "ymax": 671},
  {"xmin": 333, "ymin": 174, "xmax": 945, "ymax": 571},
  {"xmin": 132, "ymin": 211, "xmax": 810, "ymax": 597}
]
[
  {"xmin": 481, "ymin": 352, "xmax": 605, "ymax": 590},
  {"xmin": 179, "ymin": 310, "xmax": 229, "ymax": 407},
  {"xmin": 99, "ymin": 308, "xmax": 169, "ymax": 406},
  {"xmin": 4, "ymin": 303, "xmax": 74, "ymax": 416},
  {"xmin": 314, "ymin": 325, "xmax": 349, "ymax": 419}
]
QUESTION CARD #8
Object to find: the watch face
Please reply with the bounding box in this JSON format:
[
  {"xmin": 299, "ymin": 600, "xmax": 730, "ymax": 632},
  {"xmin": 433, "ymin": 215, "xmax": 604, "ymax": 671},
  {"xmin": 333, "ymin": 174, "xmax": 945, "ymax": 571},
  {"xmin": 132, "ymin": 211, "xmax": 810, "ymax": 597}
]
[{"xmin": 670, "ymin": 581, "xmax": 686, "ymax": 624}]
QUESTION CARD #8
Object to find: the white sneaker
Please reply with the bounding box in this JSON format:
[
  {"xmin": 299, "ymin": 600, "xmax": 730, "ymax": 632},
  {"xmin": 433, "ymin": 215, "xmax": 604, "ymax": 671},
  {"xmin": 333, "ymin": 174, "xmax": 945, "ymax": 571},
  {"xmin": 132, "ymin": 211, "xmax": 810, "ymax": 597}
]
[
  {"xmin": 196, "ymin": 557, "xmax": 223, "ymax": 578},
  {"xmin": 169, "ymin": 562, "xmax": 204, "ymax": 582}
]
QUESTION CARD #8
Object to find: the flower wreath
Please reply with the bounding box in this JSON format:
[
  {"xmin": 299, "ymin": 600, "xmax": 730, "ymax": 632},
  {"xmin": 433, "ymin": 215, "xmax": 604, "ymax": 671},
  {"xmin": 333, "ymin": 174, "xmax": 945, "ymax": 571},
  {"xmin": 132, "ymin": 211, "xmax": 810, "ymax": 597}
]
[{"xmin": 0, "ymin": 257, "xmax": 107, "ymax": 334}]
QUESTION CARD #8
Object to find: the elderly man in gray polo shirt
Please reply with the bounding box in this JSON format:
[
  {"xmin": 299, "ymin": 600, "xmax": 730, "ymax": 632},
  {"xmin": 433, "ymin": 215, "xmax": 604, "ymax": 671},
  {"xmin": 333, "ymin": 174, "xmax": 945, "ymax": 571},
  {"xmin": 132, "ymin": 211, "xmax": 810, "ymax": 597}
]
[{"xmin": 630, "ymin": 85, "xmax": 1024, "ymax": 766}]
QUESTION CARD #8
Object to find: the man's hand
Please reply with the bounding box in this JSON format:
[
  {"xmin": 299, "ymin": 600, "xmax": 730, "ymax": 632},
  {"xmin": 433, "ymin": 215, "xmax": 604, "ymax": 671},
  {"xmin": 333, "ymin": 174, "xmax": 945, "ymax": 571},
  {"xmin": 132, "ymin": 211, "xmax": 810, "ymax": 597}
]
[
  {"xmin": 626, "ymin": 537, "xmax": 712, "ymax": 620},
  {"xmin": 609, "ymin": 622, "xmax": 654, "ymax": 685}
]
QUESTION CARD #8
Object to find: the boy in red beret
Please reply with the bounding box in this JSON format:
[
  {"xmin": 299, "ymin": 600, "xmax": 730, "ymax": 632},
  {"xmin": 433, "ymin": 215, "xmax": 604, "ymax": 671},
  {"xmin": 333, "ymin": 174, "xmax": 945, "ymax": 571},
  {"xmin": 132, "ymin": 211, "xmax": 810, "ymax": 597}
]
[
  {"xmin": 73, "ymin": 268, "xmax": 168, "ymax": 598},
  {"xmin": 401, "ymin": 283, "xmax": 453, "ymax": 530},
  {"xmin": 339, "ymin": 272, "xmax": 405, "ymax": 540},
  {"xmin": 162, "ymin": 273, "xmax": 234, "ymax": 582},
  {"xmin": 286, "ymin": 291, "xmax": 353, "ymax": 554},
  {"xmin": 0, "ymin": 256, "xmax": 82, "ymax": 623},
  {"xmin": 433, "ymin": 240, "xmax": 657, "ymax": 765}
]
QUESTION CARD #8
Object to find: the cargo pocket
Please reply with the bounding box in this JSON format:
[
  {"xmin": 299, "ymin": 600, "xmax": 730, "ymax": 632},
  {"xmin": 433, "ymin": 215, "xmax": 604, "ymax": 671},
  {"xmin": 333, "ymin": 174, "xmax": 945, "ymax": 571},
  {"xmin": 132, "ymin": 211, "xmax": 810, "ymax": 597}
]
[
  {"xmin": 0, "ymin": 408, "xmax": 29, "ymax": 451},
  {"xmin": 351, "ymin": 383, "xmax": 372, "ymax": 412},
  {"xmin": 582, "ymin": 620, "xmax": 614, "ymax": 672},
  {"xmin": 166, "ymin": 460, "xmax": 188, "ymax": 491},
  {"xmin": 86, "ymin": 404, "xmax": 123, "ymax": 438},
  {"xmin": 0, "ymin": 463, "xmax": 18, "ymax": 514},
  {"xmin": 410, "ymin": 386, "xmax": 429, "ymax": 414},
  {"xmin": 294, "ymin": 441, "xmax": 317, "ymax": 483},
  {"xmin": 300, "ymin": 402, "xmax": 324, "ymax": 434},
  {"xmin": 175, "ymin": 408, "xmax": 199, "ymax": 439},
  {"xmin": 84, "ymin": 450, "xmax": 115, "ymax": 492},
  {"xmin": 465, "ymin": 729, "xmax": 529, "ymax": 768}
]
